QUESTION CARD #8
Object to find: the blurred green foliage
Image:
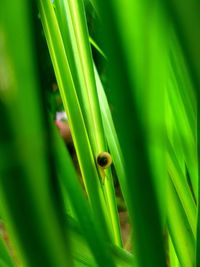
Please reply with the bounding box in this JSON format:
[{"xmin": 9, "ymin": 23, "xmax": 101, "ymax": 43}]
[{"xmin": 0, "ymin": 0, "xmax": 199, "ymax": 267}]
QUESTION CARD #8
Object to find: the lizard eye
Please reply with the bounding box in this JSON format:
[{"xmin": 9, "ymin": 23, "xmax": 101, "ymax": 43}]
[{"xmin": 97, "ymin": 152, "xmax": 112, "ymax": 169}]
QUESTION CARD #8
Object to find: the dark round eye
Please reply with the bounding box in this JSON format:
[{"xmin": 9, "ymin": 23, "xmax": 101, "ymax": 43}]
[
  {"xmin": 97, "ymin": 156, "xmax": 108, "ymax": 167},
  {"xmin": 97, "ymin": 152, "xmax": 112, "ymax": 169}
]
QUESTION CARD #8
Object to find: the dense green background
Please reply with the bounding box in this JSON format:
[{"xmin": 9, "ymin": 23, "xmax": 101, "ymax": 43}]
[{"xmin": 0, "ymin": 0, "xmax": 199, "ymax": 266}]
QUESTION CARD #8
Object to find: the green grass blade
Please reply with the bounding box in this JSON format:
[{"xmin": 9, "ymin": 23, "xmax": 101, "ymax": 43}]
[
  {"xmin": 65, "ymin": 0, "xmax": 121, "ymax": 246},
  {"xmin": 167, "ymin": 140, "xmax": 196, "ymax": 236},
  {"xmin": 167, "ymin": 178, "xmax": 195, "ymax": 267},
  {"xmin": 167, "ymin": 46, "xmax": 197, "ymax": 200},
  {"xmin": 160, "ymin": 5, "xmax": 200, "ymax": 264},
  {"xmin": 51, "ymin": 0, "xmax": 122, "ymax": 246},
  {"xmin": 66, "ymin": 0, "xmax": 105, "ymax": 155},
  {"xmin": 89, "ymin": 36, "xmax": 106, "ymax": 59},
  {"xmin": 52, "ymin": 124, "xmax": 118, "ymax": 267},
  {"xmin": 66, "ymin": 215, "xmax": 135, "ymax": 267},
  {"xmin": 0, "ymin": 1, "xmax": 73, "ymax": 266},
  {"xmin": 169, "ymin": 235, "xmax": 180, "ymax": 267},
  {"xmin": 95, "ymin": 1, "xmax": 167, "ymax": 266},
  {"xmin": 94, "ymin": 65, "xmax": 129, "ymax": 209},
  {"xmin": 38, "ymin": 0, "xmax": 112, "ymax": 240}
]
